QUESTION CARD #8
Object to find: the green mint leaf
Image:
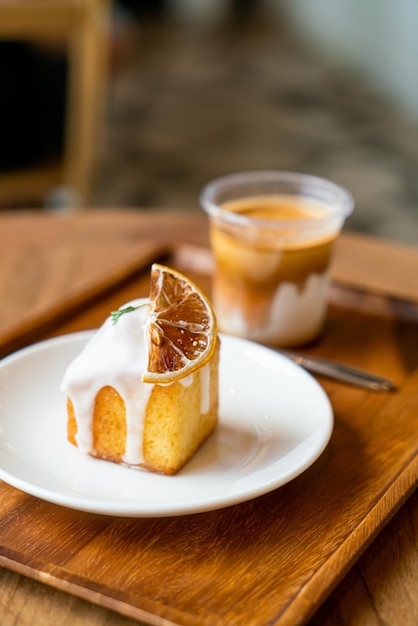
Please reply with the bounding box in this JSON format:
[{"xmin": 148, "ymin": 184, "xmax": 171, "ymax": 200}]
[{"xmin": 110, "ymin": 303, "xmax": 147, "ymax": 325}]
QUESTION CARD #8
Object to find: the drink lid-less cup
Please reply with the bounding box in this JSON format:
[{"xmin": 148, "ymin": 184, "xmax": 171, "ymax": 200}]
[{"xmin": 200, "ymin": 171, "xmax": 354, "ymax": 347}]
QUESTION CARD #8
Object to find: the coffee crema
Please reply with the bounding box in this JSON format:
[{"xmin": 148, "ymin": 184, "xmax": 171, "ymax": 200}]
[{"xmin": 222, "ymin": 195, "xmax": 326, "ymax": 221}]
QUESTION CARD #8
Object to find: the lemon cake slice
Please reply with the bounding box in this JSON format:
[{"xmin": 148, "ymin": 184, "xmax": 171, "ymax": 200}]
[{"xmin": 61, "ymin": 265, "xmax": 220, "ymax": 475}]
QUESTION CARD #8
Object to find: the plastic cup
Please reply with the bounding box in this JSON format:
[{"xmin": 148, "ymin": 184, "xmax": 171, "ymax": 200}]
[{"xmin": 200, "ymin": 170, "xmax": 354, "ymax": 347}]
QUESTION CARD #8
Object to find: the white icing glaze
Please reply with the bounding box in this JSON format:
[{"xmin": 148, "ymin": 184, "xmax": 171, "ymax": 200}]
[
  {"xmin": 60, "ymin": 298, "xmax": 211, "ymax": 466},
  {"xmin": 60, "ymin": 299, "xmax": 153, "ymax": 464}
]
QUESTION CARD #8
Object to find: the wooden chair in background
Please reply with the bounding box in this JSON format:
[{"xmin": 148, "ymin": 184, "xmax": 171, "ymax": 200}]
[{"xmin": 0, "ymin": 0, "xmax": 110, "ymax": 209}]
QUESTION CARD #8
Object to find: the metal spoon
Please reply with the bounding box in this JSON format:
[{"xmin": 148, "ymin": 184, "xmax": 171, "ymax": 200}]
[{"xmin": 277, "ymin": 350, "xmax": 396, "ymax": 392}]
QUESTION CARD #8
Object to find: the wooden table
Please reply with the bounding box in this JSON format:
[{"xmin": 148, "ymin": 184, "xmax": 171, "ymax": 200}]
[{"xmin": 0, "ymin": 209, "xmax": 417, "ymax": 626}]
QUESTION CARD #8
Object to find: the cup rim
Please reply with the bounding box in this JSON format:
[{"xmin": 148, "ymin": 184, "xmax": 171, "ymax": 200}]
[{"xmin": 200, "ymin": 170, "xmax": 354, "ymax": 229}]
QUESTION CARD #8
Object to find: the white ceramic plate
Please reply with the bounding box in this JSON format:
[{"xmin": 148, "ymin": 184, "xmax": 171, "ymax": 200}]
[{"xmin": 0, "ymin": 332, "xmax": 333, "ymax": 517}]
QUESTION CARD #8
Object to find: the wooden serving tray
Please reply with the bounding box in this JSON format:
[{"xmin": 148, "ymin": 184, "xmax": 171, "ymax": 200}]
[{"xmin": 0, "ymin": 213, "xmax": 417, "ymax": 626}]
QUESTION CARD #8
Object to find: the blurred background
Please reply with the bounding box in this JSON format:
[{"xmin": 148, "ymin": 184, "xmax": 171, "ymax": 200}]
[{"xmin": 1, "ymin": 0, "xmax": 418, "ymax": 244}]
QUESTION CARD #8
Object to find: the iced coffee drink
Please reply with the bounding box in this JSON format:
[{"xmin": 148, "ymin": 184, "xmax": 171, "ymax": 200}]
[{"xmin": 201, "ymin": 171, "xmax": 353, "ymax": 347}]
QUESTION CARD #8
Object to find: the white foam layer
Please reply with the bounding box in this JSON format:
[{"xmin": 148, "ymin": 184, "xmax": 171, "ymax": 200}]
[{"xmin": 215, "ymin": 272, "xmax": 329, "ymax": 346}]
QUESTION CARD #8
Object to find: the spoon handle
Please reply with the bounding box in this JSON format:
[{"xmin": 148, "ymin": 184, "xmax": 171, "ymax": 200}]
[{"xmin": 279, "ymin": 350, "xmax": 396, "ymax": 392}]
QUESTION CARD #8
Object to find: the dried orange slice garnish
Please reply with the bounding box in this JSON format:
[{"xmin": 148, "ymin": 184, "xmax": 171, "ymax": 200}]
[{"xmin": 142, "ymin": 264, "xmax": 217, "ymax": 384}]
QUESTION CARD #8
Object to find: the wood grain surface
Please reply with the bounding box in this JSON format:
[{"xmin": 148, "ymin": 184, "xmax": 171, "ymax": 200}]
[
  {"xmin": 0, "ymin": 210, "xmax": 417, "ymax": 626},
  {"xmin": 0, "ymin": 210, "xmax": 210, "ymax": 357}
]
